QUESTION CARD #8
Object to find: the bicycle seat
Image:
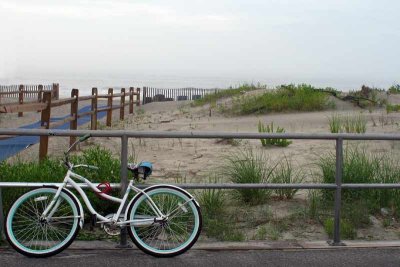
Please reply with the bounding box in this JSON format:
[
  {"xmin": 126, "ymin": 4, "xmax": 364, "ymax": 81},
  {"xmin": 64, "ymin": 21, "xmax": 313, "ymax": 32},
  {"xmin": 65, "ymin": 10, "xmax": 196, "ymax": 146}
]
[{"xmin": 127, "ymin": 161, "xmax": 153, "ymax": 180}]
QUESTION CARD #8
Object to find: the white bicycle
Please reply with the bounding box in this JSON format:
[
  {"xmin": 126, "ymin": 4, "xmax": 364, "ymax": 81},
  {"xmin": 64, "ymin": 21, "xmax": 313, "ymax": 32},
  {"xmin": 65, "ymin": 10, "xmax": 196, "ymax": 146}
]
[{"xmin": 5, "ymin": 134, "xmax": 202, "ymax": 258}]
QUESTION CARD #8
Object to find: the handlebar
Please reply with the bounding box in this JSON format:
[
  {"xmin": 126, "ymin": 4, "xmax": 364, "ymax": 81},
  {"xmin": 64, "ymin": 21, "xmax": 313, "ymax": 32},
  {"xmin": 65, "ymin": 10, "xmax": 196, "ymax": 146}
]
[
  {"xmin": 79, "ymin": 134, "xmax": 91, "ymax": 142},
  {"xmin": 73, "ymin": 164, "xmax": 99, "ymax": 170},
  {"xmin": 64, "ymin": 134, "xmax": 92, "ymax": 168}
]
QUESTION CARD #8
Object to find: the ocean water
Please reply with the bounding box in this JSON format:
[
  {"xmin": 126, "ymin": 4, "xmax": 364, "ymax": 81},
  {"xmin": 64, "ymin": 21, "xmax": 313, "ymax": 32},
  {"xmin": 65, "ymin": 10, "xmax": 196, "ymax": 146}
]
[
  {"xmin": 0, "ymin": 74, "xmax": 391, "ymax": 98},
  {"xmin": 2, "ymin": 75, "xmax": 250, "ymax": 97}
]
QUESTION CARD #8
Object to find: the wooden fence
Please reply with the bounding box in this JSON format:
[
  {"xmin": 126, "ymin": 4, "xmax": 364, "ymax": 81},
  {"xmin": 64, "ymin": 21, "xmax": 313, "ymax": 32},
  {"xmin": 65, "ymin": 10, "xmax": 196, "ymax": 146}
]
[
  {"xmin": 142, "ymin": 87, "xmax": 219, "ymax": 104},
  {"xmin": 0, "ymin": 87, "xmax": 140, "ymax": 160},
  {"xmin": 0, "ymin": 84, "xmax": 59, "ymax": 115}
]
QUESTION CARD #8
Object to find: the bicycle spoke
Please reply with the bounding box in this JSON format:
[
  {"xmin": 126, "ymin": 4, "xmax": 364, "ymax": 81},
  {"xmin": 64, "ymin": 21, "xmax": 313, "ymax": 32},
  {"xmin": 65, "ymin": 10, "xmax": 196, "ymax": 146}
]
[
  {"xmin": 129, "ymin": 188, "xmax": 200, "ymax": 255},
  {"xmin": 7, "ymin": 188, "xmax": 79, "ymax": 256}
]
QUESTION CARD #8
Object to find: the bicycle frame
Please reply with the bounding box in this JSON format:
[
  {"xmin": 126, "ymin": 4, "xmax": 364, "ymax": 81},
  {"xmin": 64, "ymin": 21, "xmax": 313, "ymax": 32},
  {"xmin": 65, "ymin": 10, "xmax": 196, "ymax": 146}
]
[{"xmin": 41, "ymin": 168, "xmax": 166, "ymax": 227}]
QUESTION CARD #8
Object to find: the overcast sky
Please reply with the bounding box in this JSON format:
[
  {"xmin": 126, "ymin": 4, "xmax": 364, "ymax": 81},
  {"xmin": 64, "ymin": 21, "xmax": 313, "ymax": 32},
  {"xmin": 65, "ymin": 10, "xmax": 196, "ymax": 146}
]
[{"xmin": 1, "ymin": 0, "xmax": 399, "ymax": 89}]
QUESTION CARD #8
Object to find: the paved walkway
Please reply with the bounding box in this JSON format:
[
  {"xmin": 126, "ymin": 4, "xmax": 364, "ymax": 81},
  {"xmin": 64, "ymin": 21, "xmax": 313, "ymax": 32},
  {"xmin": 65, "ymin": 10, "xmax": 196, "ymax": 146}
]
[
  {"xmin": 2, "ymin": 239, "xmax": 400, "ymax": 251},
  {"xmin": 0, "ymin": 105, "xmax": 107, "ymax": 161},
  {"xmin": 1, "ymin": 243, "xmax": 400, "ymax": 267}
]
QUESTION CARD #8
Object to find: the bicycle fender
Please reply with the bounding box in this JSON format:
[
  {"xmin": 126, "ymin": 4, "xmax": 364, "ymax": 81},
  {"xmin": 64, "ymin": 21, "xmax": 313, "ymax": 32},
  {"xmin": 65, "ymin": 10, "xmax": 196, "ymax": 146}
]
[
  {"xmin": 62, "ymin": 188, "xmax": 85, "ymax": 229},
  {"xmin": 42, "ymin": 185, "xmax": 85, "ymax": 229},
  {"xmin": 124, "ymin": 184, "xmax": 200, "ymax": 221}
]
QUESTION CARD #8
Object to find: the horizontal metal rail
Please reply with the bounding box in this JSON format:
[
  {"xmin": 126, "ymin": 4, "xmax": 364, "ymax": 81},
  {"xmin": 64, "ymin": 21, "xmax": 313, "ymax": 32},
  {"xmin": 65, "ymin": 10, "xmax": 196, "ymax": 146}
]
[
  {"xmin": 0, "ymin": 128, "xmax": 399, "ymax": 247},
  {"xmin": 1, "ymin": 182, "xmax": 400, "ymax": 189},
  {"xmin": 1, "ymin": 128, "xmax": 400, "ymax": 140}
]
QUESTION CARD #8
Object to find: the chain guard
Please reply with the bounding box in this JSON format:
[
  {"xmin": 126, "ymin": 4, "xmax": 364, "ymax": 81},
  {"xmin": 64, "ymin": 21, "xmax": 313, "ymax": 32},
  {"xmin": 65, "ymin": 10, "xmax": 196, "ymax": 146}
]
[{"xmin": 101, "ymin": 214, "xmax": 124, "ymax": 236}]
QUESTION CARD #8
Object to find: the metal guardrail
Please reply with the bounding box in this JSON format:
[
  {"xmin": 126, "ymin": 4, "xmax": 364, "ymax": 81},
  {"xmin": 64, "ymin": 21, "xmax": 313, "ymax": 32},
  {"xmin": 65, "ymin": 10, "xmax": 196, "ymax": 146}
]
[{"xmin": 0, "ymin": 128, "xmax": 400, "ymax": 247}]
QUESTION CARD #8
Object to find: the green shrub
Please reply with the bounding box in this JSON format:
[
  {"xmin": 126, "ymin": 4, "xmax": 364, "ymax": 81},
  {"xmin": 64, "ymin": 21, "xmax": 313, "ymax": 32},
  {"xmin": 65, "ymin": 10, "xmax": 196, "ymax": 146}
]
[
  {"xmin": 0, "ymin": 145, "xmax": 121, "ymax": 215},
  {"xmin": 388, "ymin": 84, "xmax": 400, "ymax": 94},
  {"xmin": 232, "ymin": 84, "xmax": 329, "ymax": 115},
  {"xmin": 386, "ymin": 104, "xmax": 400, "ymax": 113},
  {"xmin": 258, "ymin": 121, "xmax": 292, "ymax": 147},
  {"xmin": 347, "ymin": 85, "xmax": 386, "ymax": 108},
  {"xmin": 271, "ymin": 156, "xmax": 304, "ymax": 199},
  {"xmin": 324, "ymin": 218, "xmax": 356, "ymax": 239},
  {"xmin": 223, "ymin": 149, "xmax": 276, "ymax": 204},
  {"xmin": 0, "ymin": 159, "xmax": 65, "ymax": 212}
]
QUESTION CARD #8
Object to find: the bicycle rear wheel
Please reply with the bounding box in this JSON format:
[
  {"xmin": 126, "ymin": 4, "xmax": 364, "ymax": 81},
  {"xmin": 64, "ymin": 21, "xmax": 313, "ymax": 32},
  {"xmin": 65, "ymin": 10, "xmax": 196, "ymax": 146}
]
[
  {"xmin": 5, "ymin": 187, "xmax": 80, "ymax": 257},
  {"xmin": 127, "ymin": 185, "xmax": 202, "ymax": 257}
]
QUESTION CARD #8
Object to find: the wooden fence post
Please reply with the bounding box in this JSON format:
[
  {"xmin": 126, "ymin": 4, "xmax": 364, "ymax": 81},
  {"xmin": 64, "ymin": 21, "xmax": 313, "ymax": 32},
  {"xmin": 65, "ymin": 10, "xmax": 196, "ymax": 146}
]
[
  {"xmin": 106, "ymin": 88, "xmax": 113, "ymax": 127},
  {"xmin": 37, "ymin": 85, "xmax": 43, "ymax": 112},
  {"xmin": 91, "ymin": 87, "xmax": 98, "ymax": 130},
  {"xmin": 120, "ymin": 88, "xmax": 125, "ymax": 120},
  {"xmin": 129, "ymin": 87, "xmax": 134, "ymax": 114},
  {"xmin": 18, "ymin": 85, "xmax": 24, "ymax": 117},
  {"xmin": 143, "ymin": 87, "xmax": 147, "ymax": 105},
  {"xmin": 70, "ymin": 89, "xmax": 79, "ymax": 148},
  {"xmin": 39, "ymin": 92, "xmax": 52, "ymax": 161},
  {"xmin": 53, "ymin": 83, "xmax": 60, "ymax": 100},
  {"xmin": 136, "ymin": 88, "xmax": 141, "ymax": 107}
]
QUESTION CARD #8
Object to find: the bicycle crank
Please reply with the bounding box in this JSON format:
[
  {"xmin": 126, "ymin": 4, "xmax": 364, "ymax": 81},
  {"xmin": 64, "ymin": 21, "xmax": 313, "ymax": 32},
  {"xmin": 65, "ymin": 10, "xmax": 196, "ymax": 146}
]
[{"xmin": 101, "ymin": 214, "xmax": 124, "ymax": 236}]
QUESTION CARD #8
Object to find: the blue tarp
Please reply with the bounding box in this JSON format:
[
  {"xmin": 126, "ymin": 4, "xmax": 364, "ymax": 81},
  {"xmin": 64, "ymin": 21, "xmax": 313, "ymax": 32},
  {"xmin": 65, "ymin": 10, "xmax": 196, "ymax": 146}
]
[{"xmin": 0, "ymin": 106, "xmax": 107, "ymax": 161}]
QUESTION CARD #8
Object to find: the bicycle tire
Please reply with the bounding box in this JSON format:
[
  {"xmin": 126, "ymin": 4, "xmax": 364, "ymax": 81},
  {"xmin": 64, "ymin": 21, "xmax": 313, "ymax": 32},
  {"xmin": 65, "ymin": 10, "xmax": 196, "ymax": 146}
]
[
  {"xmin": 127, "ymin": 185, "xmax": 202, "ymax": 257},
  {"xmin": 5, "ymin": 187, "xmax": 80, "ymax": 257}
]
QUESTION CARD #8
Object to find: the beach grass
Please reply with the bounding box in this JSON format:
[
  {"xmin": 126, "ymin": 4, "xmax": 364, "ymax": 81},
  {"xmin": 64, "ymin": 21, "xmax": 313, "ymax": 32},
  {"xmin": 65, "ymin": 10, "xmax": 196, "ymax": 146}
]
[
  {"xmin": 230, "ymin": 84, "xmax": 330, "ymax": 115},
  {"xmin": 271, "ymin": 156, "xmax": 304, "ymax": 199},
  {"xmin": 191, "ymin": 84, "xmax": 258, "ymax": 107},
  {"xmin": 318, "ymin": 147, "xmax": 400, "ymax": 225},
  {"xmin": 328, "ymin": 113, "xmax": 342, "ymax": 133},
  {"xmin": 328, "ymin": 113, "xmax": 367, "ymax": 133},
  {"xmin": 258, "ymin": 121, "xmax": 292, "ymax": 147},
  {"xmin": 196, "ymin": 176, "xmax": 245, "ymax": 241},
  {"xmin": 343, "ymin": 114, "xmax": 367, "ymax": 133},
  {"xmin": 223, "ymin": 149, "xmax": 276, "ymax": 205}
]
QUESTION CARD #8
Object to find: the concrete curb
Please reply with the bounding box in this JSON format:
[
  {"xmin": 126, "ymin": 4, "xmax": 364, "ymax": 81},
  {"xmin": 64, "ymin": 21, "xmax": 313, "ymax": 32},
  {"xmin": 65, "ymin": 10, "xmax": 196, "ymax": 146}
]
[{"xmin": 2, "ymin": 240, "xmax": 400, "ymax": 251}]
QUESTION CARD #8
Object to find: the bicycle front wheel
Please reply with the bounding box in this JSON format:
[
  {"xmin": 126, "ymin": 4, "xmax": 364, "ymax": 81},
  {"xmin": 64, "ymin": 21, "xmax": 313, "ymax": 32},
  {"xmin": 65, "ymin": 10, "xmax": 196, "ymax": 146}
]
[
  {"xmin": 127, "ymin": 186, "xmax": 202, "ymax": 257},
  {"xmin": 5, "ymin": 187, "xmax": 80, "ymax": 257}
]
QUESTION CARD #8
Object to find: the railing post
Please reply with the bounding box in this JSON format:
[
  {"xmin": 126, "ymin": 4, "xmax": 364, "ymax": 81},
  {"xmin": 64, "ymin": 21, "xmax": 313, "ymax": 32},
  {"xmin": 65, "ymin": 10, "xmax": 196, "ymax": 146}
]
[
  {"xmin": 136, "ymin": 88, "xmax": 141, "ymax": 107},
  {"xmin": 91, "ymin": 88, "xmax": 98, "ymax": 130},
  {"xmin": 18, "ymin": 84, "xmax": 24, "ymax": 117},
  {"xmin": 118, "ymin": 134, "xmax": 130, "ymax": 248},
  {"xmin": 39, "ymin": 92, "xmax": 52, "ymax": 161},
  {"xmin": 0, "ymin": 188, "xmax": 5, "ymax": 240},
  {"xmin": 70, "ymin": 89, "xmax": 79, "ymax": 148},
  {"xmin": 331, "ymin": 137, "xmax": 345, "ymax": 246},
  {"xmin": 106, "ymin": 88, "xmax": 113, "ymax": 127},
  {"xmin": 129, "ymin": 87, "xmax": 134, "ymax": 114},
  {"xmin": 120, "ymin": 88, "xmax": 125, "ymax": 121}
]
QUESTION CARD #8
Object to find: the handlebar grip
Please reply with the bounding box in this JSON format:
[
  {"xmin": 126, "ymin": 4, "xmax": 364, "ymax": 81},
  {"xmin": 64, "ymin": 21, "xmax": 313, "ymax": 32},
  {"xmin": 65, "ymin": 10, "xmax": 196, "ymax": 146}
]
[
  {"xmin": 79, "ymin": 134, "xmax": 91, "ymax": 142},
  {"xmin": 88, "ymin": 165, "xmax": 99, "ymax": 170}
]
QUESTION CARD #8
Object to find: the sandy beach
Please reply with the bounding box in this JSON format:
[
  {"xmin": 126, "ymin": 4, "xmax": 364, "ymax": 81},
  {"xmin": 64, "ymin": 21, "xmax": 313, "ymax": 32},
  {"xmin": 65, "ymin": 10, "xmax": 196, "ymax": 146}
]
[{"xmin": 2, "ymin": 90, "xmax": 400, "ymax": 241}]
